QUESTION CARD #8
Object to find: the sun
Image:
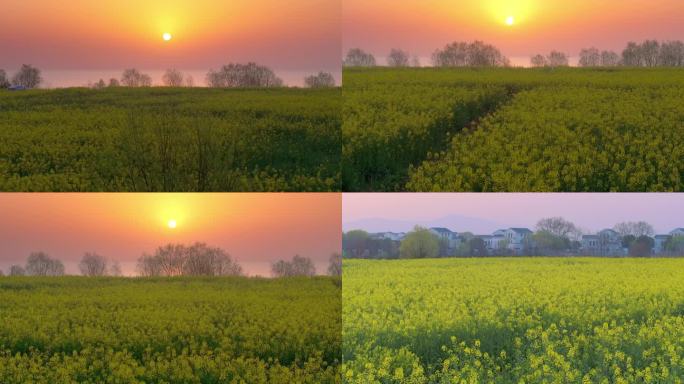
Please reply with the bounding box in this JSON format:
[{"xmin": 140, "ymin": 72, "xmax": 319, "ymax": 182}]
[
  {"xmin": 505, "ymin": 16, "xmax": 515, "ymax": 26},
  {"xmin": 167, "ymin": 219, "xmax": 177, "ymax": 229},
  {"xmin": 162, "ymin": 33, "xmax": 173, "ymax": 41}
]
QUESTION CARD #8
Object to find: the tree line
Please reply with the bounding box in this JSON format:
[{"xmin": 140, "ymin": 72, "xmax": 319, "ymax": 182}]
[
  {"xmin": 0, "ymin": 64, "xmax": 336, "ymax": 90},
  {"xmin": 343, "ymin": 218, "xmax": 684, "ymax": 259},
  {"xmin": 343, "ymin": 39, "xmax": 684, "ymax": 68},
  {"xmin": 0, "ymin": 243, "xmax": 342, "ymax": 278}
]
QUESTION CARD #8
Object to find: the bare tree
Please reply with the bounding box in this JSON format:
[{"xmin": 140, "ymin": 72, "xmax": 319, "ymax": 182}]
[
  {"xmin": 79, "ymin": 252, "xmax": 108, "ymax": 276},
  {"xmin": 205, "ymin": 63, "xmax": 283, "ymax": 88},
  {"xmin": 9, "ymin": 265, "xmax": 25, "ymax": 276},
  {"xmin": 659, "ymin": 41, "xmax": 684, "ymax": 67},
  {"xmin": 327, "ymin": 253, "xmax": 342, "ymax": 277},
  {"xmin": 387, "ymin": 48, "xmax": 410, "ymax": 67},
  {"xmin": 137, "ymin": 243, "xmax": 242, "ymax": 277},
  {"xmin": 344, "ymin": 48, "xmax": 377, "ymax": 67},
  {"xmin": 432, "ymin": 41, "xmax": 508, "ymax": 67},
  {"xmin": 137, "ymin": 254, "xmax": 162, "ymax": 277},
  {"xmin": 184, "ymin": 75, "xmax": 195, "ymax": 87},
  {"xmin": 92, "ymin": 79, "xmax": 106, "ymax": 89},
  {"xmin": 468, "ymin": 41, "xmax": 510, "ymax": 66},
  {"xmin": 433, "ymin": 42, "xmax": 468, "ymax": 66},
  {"xmin": 155, "ymin": 244, "xmax": 186, "ymax": 276},
  {"xmin": 530, "ymin": 54, "xmax": 547, "ymax": 67},
  {"xmin": 578, "ymin": 47, "xmax": 601, "ymax": 67},
  {"xmin": 12, "ymin": 64, "xmax": 42, "ymax": 88},
  {"xmin": 162, "ymin": 68, "xmax": 184, "ymax": 87},
  {"xmin": 641, "ymin": 40, "xmax": 660, "ymax": 67},
  {"xmin": 622, "ymin": 42, "xmax": 642, "ymax": 66},
  {"xmin": 121, "ymin": 68, "xmax": 153, "ymax": 87},
  {"xmin": 271, "ymin": 255, "xmax": 316, "ymax": 277},
  {"xmin": 304, "ymin": 72, "xmax": 336, "ymax": 88},
  {"xmin": 206, "ymin": 70, "xmax": 222, "ymax": 88},
  {"xmin": 25, "ymin": 252, "xmax": 64, "ymax": 276},
  {"xmin": 536, "ymin": 217, "xmax": 580, "ymax": 240},
  {"xmin": 0, "ymin": 69, "xmax": 9, "ymax": 89},
  {"xmin": 109, "ymin": 261, "xmax": 123, "ymax": 277},
  {"xmin": 0, "ymin": 269, "xmax": 4, "ymax": 277},
  {"xmin": 614, "ymin": 221, "xmax": 655, "ymax": 238},
  {"xmin": 546, "ymin": 51, "xmax": 569, "ymax": 67},
  {"xmin": 182, "ymin": 243, "xmax": 242, "ymax": 276},
  {"xmin": 600, "ymin": 50, "xmax": 620, "ymax": 66},
  {"xmin": 108, "ymin": 78, "xmax": 120, "ymax": 87}
]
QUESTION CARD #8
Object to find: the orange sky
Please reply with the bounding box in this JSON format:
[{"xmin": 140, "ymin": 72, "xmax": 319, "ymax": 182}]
[
  {"xmin": 0, "ymin": 194, "xmax": 341, "ymax": 276},
  {"xmin": 0, "ymin": 0, "xmax": 340, "ymax": 72},
  {"xmin": 343, "ymin": 0, "xmax": 684, "ymax": 63}
]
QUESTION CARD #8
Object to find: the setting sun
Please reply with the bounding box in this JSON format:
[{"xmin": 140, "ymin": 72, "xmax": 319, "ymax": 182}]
[
  {"xmin": 162, "ymin": 32, "xmax": 172, "ymax": 41},
  {"xmin": 505, "ymin": 15, "xmax": 515, "ymax": 25},
  {"xmin": 167, "ymin": 219, "xmax": 177, "ymax": 229}
]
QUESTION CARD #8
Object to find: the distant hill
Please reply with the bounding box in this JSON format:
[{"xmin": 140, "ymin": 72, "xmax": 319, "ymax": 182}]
[{"xmin": 343, "ymin": 214, "xmax": 516, "ymax": 234}]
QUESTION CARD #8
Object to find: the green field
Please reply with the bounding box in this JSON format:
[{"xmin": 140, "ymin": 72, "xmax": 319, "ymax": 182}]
[
  {"xmin": 343, "ymin": 68, "xmax": 684, "ymax": 192},
  {"xmin": 343, "ymin": 258, "xmax": 684, "ymax": 383},
  {"xmin": 0, "ymin": 276, "xmax": 341, "ymax": 383},
  {"xmin": 0, "ymin": 87, "xmax": 340, "ymax": 192}
]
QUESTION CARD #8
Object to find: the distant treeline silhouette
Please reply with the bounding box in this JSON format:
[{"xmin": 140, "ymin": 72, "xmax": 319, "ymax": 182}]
[
  {"xmin": 0, "ymin": 243, "xmax": 342, "ymax": 278},
  {"xmin": 343, "ymin": 39, "xmax": 684, "ymax": 68},
  {"xmin": 0, "ymin": 64, "xmax": 336, "ymax": 90}
]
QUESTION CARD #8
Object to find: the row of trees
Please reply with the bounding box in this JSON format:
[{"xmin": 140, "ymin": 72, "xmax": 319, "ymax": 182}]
[
  {"xmin": 2, "ymin": 252, "xmax": 65, "ymax": 276},
  {"xmin": 1, "ymin": 244, "xmax": 342, "ymax": 278},
  {"xmin": 533, "ymin": 40, "xmax": 684, "ymax": 68},
  {"xmin": 2, "ymin": 65, "xmax": 335, "ymax": 91},
  {"xmin": 344, "ymin": 41, "xmax": 509, "ymax": 68},
  {"xmin": 270, "ymin": 253, "xmax": 342, "ymax": 278},
  {"xmin": 94, "ymin": 66, "xmax": 336, "ymax": 89},
  {"xmin": 344, "ymin": 39, "xmax": 684, "ymax": 69},
  {"xmin": 0, "ymin": 65, "xmax": 42, "ymax": 89},
  {"xmin": 343, "ymin": 218, "xmax": 684, "ymax": 259}
]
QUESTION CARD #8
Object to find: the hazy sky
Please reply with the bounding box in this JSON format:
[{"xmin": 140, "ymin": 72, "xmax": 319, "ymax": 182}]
[
  {"xmin": 343, "ymin": 0, "xmax": 684, "ymax": 64},
  {"xmin": 0, "ymin": 193, "xmax": 341, "ymax": 276},
  {"xmin": 344, "ymin": 194, "xmax": 684, "ymax": 234},
  {"xmin": 0, "ymin": 0, "xmax": 340, "ymax": 72}
]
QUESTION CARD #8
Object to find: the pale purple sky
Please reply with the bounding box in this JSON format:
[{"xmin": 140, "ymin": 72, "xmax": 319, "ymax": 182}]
[{"xmin": 343, "ymin": 193, "xmax": 684, "ymax": 234}]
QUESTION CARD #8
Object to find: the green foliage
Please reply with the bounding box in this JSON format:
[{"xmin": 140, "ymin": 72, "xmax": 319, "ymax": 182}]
[
  {"xmin": 399, "ymin": 226, "xmax": 439, "ymax": 259},
  {"xmin": 0, "ymin": 87, "xmax": 341, "ymax": 191},
  {"xmin": 0, "ymin": 276, "xmax": 341, "ymax": 383},
  {"xmin": 342, "ymin": 68, "xmax": 509, "ymax": 191},
  {"xmin": 343, "ymin": 231, "xmax": 400, "ymax": 259},
  {"xmin": 343, "ymin": 258, "xmax": 684, "ymax": 383},
  {"xmin": 666, "ymin": 237, "xmax": 684, "ymax": 253},
  {"xmin": 343, "ymin": 67, "xmax": 684, "ymax": 192},
  {"xmin": 531, "ymin": 230, "xmax": 570, "ymax": 255}
]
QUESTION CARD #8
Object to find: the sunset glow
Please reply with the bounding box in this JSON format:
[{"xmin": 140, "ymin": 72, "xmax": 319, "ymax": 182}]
[
  {"xmin": 0, "ymin": 0, "xmax": 341, "ymax": 73},
  {"xmin": 343, "ymin": 0, "xmax": 684, "ymax": 63},
  {"xmin": 0, "ymin": 194, "xmax": 341, "ymax": 276}
]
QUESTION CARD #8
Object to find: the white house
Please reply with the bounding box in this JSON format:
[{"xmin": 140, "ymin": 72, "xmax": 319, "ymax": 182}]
[
  {"xmin": 504, "ymin": 228, "xmax": 533, "ymax": 254},
  {"xmin": 492, "ymin": 229, "xmax": 507, "ymax": 237},
  {"xmin": 670, "ymin": 228, "xmax": 684, "ymax": 237},
  {"xmin": 430, "ymin": 227, "xmax": 459, "ymax": 249},
  {"xmin": 371, "ymin": 232, "xmax": 406, "ymax": 241},
  {"xmin": 654, "ymin": 235, "xmax": 671, "ymax": 254},
  {"xmin": 581, "ymin": 235, "xmax": 600, "ymax": 255},
  {"xmin": 598, "ymin": 229, "xmax": 624, "ymax": 256}
]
